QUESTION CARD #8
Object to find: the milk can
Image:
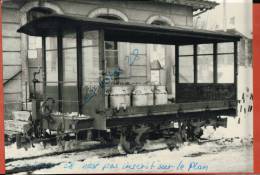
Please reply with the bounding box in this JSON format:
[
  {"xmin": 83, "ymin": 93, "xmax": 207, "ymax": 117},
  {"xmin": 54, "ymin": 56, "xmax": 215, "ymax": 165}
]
[
  {"xmin": 155, "ymin": 85, "xmax": 168, "ymax": 105},
  {"xmin": 146, "ymin": 85, "xmax": 154, "ymax": 106},
  {"xmin": 132, "ymin": 85, "xmax": 154, "ymax": 106},
  {"xmin": 110, "ymin": 85, "xmax": 131, "ymax": 109}
]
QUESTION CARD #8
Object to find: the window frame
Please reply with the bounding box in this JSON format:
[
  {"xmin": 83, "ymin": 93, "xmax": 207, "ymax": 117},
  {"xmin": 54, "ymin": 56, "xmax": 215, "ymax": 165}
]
[
  {"xmin": 196, "ymin": 44, "xmax": 214, "ymax": 84},
  {"xmin": 178, "ymin": 45, "xmax": 195, "ymax": 83}
]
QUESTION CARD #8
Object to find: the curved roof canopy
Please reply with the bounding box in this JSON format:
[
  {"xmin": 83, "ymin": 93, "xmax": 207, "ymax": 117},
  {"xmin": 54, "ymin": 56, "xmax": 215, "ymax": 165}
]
[{"xmin": 17, "ymin": 14, "xmax": 241, "ymax": 45}]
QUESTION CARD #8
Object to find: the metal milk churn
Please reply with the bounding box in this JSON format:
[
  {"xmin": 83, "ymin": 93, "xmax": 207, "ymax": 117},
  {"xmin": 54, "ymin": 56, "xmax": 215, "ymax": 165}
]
[
  {"xmin": 132, "ymin": 85, "xmax": 154, "ymax": 106},
  {"xmin": 110, "ymin": 85, "xmax": 131, "ymax": 109},
  {"xmin": 155, "ymin": 85, "xmax": 168, "ymax": 105}
]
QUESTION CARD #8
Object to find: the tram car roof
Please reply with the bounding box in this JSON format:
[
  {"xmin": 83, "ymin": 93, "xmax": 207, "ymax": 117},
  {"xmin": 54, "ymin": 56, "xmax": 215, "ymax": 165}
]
[{"xmin": 18, "ymin": 14, "xmax": 241, "ymax": 45}]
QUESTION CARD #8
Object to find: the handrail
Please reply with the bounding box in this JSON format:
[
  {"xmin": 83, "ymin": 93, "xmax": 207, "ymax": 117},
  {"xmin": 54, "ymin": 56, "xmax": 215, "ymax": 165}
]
[{"xmin": 4, "ymin": 70, "xmax": 22, "ymax": 86}]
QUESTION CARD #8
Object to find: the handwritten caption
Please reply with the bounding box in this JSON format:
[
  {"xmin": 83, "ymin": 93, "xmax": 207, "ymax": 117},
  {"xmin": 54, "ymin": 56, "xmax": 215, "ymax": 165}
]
[
  {"xmin": 83, "ymin": 67, "xmax": 122, "ymax": 104},
  {"xmin": 63, "ymin": 160, "xmax": 208, "ymax": 172},
  {"xmin": 127, "ymin": 48, "xmax": 139, "ymax": 65},
  {"xmin": 83, "ymin": 48, "xmax": 140, "ymax": 104}
]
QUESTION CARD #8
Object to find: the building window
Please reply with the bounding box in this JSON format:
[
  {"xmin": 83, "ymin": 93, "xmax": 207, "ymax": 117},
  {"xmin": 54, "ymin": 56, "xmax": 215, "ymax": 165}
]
[
  {"xmin": 63, "ymin": 33, "xmax": 78, "ymax": 112},
  {"xmin": 46, "ymin": 36, "xmax": 58, "ymax": 111},
  {"xmin": 149, "ymin": 20, "xmax": 169, "ymax": 85},
  {"xmin": 96, "ymin": 15, "xmax": 122, "ymax": 83}
]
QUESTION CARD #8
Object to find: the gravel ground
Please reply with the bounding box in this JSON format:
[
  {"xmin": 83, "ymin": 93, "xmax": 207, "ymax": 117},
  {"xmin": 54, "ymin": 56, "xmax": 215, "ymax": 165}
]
[
  {"xmin": 5, "ymin": 66, "xmax": 253, "ymax": 174},
  {"xmin": 5, "ymin": 136, "xmax": 253, "ymax": 174}
]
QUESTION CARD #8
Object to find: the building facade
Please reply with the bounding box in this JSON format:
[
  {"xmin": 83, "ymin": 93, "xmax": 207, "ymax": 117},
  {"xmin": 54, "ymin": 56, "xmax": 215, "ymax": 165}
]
[{"xmin": 2, "ymin": 0, "xmax": 218, "ymax": 119}]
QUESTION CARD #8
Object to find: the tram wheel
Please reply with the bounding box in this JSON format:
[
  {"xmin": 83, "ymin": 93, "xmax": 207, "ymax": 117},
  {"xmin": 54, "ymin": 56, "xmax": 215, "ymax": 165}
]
[
  {"xmin": 187, "ymin": 119, "xmax": 205, "ymax": 141},
  {"xmin": 165, "ymin": 121, "xmax": 187, "ymax": 151},
  {"xmin": 118, "ymin": 125, "xmax": 150, "ymax": 154}
]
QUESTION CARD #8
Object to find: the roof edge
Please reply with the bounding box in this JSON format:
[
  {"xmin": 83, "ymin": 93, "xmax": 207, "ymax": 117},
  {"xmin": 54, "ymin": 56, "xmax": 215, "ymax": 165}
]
[{"xmin": 153, "ymin": 0, "xmax": 219, "ymax": 11}]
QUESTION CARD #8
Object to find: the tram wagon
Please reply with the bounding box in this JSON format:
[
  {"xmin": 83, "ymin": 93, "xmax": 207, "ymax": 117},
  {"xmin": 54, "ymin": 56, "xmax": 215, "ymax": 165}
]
[{"xmin": 5, "ymin": 14, "xmax": 241, "ymax": 153}]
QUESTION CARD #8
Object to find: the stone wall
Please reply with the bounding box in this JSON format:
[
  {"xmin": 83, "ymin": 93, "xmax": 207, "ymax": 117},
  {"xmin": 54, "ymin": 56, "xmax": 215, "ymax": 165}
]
[{"xmin": 2, "ymin": 6, "xmax": 22, "ymax": 119}]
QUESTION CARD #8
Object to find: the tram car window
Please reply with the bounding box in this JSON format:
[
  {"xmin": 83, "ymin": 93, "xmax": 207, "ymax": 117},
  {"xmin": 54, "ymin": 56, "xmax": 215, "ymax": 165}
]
[
  {"xmin": 197, "ymin": 44, "xmax": 214, "ymax": 83},
  {"xmin": 179, "ymin": 45, "xmax": 194, "ymax": 83},
  {"xmin": 63, "ymin": 33, "xmax": 78, "ymax": 112},
  {"xmin": 217, "ymin": 42, "xmax": 235, "ymax": 83},
  {"xmin": 46, "ymin": 37, "xmax": 59, "ymax": 112}
]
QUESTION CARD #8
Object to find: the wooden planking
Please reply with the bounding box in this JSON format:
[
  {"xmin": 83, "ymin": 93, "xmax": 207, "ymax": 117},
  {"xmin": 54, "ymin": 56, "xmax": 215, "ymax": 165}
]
[
  {"xmin": 176, "ymin": 83, "xmax": 236, "ymax": 103},
  {"xmin": 121, "ymin": 77, "xmax": 147, "ymax": 84},
  {"xmin": 118, "ymin": 42, "xmax": 130, "ymax": 78},
  {"xmin": 3, "ymin": 37, "xmax": 21, "ymax": 51},
  {"xmin": 130, "ymin": 66, "xmax": 147, "ymax": 77},
  {"xmin": 130, "ymin": 55, "xmax": 147, "ymax": 66},
  {"xmin": 2, "ymin": 23, "xmax": 20, "ymax": 37},
  {"xmin": 3, "ymin": 52, "xmax": 21, "ymax": 65},
  {"xmin": 2, "ymin": 8, "xmax": 20, "ymax": 23},
  {"xmin": 106, "ymin": 100, "xmax": 236, "ymax": 120}
]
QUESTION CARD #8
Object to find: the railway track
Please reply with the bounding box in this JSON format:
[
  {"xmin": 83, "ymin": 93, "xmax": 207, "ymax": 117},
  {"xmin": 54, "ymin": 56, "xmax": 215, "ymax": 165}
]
[
  {"xmin": 6, "ymin": 138, "xmax": 226, "ymax": 174},
  {"xmin": 5, "ymin": 142, "xmax": 116, "ymax": 164},
  {"xmin": 7, "ymin": 146, "xmax": 171, "ymax": 174}
]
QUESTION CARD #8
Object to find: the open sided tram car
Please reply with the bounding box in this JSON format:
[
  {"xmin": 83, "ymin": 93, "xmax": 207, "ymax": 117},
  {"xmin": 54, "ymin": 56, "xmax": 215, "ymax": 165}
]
[{"xmin": 7, "ymin": 14, "xmax": 241, "ymax": 153}]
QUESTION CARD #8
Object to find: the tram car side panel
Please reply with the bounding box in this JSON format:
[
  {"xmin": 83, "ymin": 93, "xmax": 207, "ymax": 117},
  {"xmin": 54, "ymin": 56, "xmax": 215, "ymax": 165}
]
[{"xmin": 176, "ymin": 83, "xmax": 236, "ymax": 103}]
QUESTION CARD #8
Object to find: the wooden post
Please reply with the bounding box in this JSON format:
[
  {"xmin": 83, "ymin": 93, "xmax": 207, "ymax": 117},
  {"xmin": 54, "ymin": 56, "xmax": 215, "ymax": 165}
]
[
  {"xmin": 42, "ymin": 37, "xmax": 46, "ymax": 99},
  {"xmin": 165, "ymin": 45, "xmax": 174, "ymax": 94},
  {"xmin": 234, "ymin": 42, "xmax": 238, "ymax": 100},
  {"xmin": 95, "ymin": 29, "xmax": 106, "ymax": 130},
  {"xmin": 213, "ymin": 43, "xmax": 218, "ymax": 83},
  {"xmin": 20, "ymin": 12, "xmax": 30, "ymax": 107},
  {"xmin": 99, "ymin": 29, "xmax": 106, "ymax": 107},
  {"xmin": 175, "ymin": 45, "xmax": 179, "ymax": 84},
  {"xmin": 194, "ymin": 44, "xmax": 198, "ymax": 83},
  {"xmin": 76, "ymin": 29, "xmax": 83, "ymax": 114},
  {"xmin": 57, "ymin": 32, "xmax": 63, "ymax": 112}
]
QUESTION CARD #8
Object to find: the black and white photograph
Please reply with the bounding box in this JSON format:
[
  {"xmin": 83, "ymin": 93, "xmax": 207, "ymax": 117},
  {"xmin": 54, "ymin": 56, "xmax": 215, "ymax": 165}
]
[{"xmin": 2, "ymin": 0, "xmax": 253, "ymax": 174}]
